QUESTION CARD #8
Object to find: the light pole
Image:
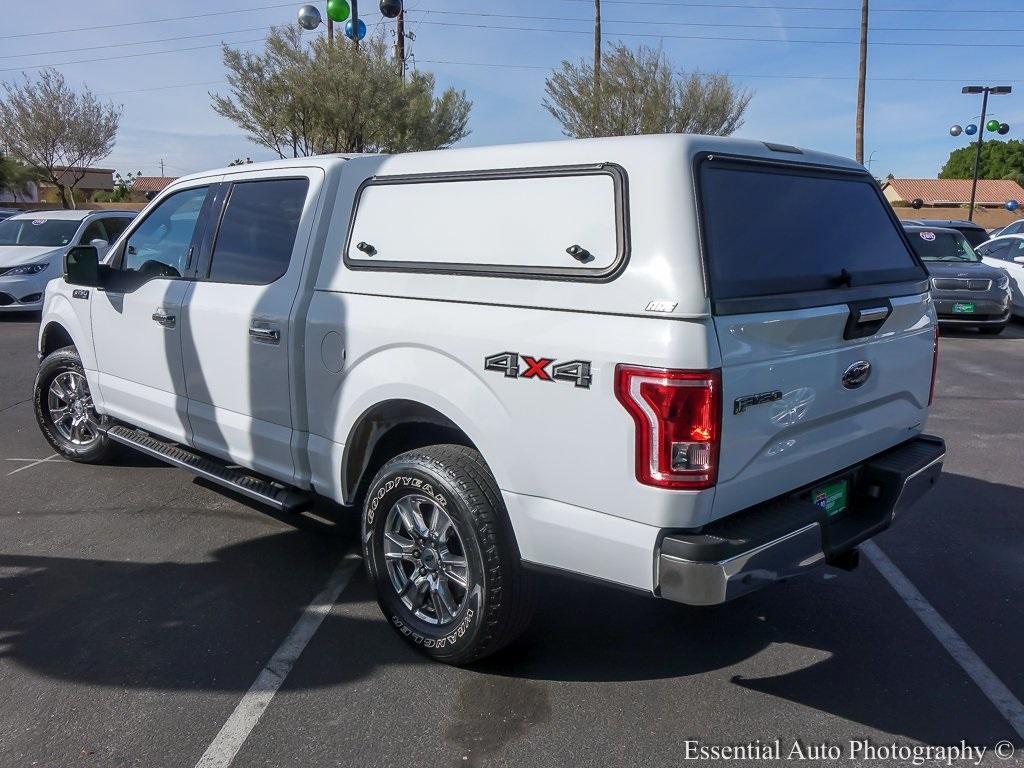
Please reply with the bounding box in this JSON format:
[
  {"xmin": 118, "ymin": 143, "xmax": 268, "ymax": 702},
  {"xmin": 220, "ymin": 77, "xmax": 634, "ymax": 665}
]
[{"xmin": 960, "ymin": 85, "xmax": 1012, "ymax": 222}]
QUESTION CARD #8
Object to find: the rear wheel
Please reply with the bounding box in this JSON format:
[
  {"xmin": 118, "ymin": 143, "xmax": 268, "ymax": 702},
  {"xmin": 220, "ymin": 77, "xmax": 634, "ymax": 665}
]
[
  {"xmin": 362, "ymin": 444, "xmax": 535, "ymax": 665},
  {"xmin": 34, "ymin": 346, "xmax": 118, "ymax": 463},
  {"xmin": 979, "ymin": 324, "xmax": 1006, "ymax": 335}
]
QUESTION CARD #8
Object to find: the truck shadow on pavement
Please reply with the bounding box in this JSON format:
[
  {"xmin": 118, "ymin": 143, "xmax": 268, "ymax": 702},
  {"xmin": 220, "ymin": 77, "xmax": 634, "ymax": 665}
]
[{"xmin": 0, "ymin": 473, "xmax": 1019, "ymax": 748}]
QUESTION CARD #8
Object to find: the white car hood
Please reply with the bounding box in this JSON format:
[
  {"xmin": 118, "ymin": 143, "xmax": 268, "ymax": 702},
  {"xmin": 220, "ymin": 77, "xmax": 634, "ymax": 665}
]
[{"xmin": 0, "ymin": 245, "xmax": 62, "ymax": 268}]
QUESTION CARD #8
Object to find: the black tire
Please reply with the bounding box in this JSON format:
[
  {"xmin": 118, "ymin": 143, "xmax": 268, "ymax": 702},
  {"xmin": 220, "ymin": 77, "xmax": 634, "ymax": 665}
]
[
  {"xmin": 979, "ymin": 324, "xmax": 1006, "ymax": 335},
  {"xmin": 34, "ymin": 346, "xmax": 119, "ymax": 464},
  {"xmin": 362, "ymin": 444, "xmax": 535, "ymax": 665}
]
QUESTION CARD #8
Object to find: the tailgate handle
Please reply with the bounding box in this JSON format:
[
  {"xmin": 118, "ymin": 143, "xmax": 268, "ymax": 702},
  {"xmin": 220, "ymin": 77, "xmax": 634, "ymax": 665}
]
[
  {"xmin": 844, "ymin": 299, "xmax": 893, "ymax": 340},
  {"xmin": 856, "ymin": 306, "xmax": 890, "ymax": 324}
]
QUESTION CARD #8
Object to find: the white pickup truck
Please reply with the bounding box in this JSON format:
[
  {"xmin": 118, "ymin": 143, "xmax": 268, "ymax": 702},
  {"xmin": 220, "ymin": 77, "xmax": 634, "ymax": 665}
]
[{"xmin": 34, "ymin": 134, "xmax": 945, "ymax": 664}]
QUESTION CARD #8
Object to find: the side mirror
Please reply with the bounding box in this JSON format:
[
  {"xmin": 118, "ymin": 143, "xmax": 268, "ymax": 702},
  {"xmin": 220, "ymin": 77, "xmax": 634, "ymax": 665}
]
[
  {"xmin": 64, "ymin": 245, "xmax": 102, "ymax": 287},
  {"xmin": 89, "ymin": 238, "xmax": 110, "ymax": 252}
]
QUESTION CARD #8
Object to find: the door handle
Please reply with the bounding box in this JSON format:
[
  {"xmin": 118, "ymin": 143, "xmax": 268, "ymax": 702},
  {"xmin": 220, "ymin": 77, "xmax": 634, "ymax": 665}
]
[
  {"xmin": 249, "ymin": 325, "xmax": 281, "ymax": 344},
  {"xmin": 152, "ymin": 311, "xmax": 176, "ymax": 328},
  {"xmin": 856, "ymin": 307, "xmax": 889, "ymax": 324}
]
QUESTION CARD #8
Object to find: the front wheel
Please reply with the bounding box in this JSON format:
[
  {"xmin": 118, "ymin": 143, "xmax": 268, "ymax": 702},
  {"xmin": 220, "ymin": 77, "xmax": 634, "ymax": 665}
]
[
  {"xmin": 34, "ymin": 346, "xmax": 118, "ymax": 463},
  {"xmin": 362, "ymin": 444, "xmax": 535, "ymax": 665}
]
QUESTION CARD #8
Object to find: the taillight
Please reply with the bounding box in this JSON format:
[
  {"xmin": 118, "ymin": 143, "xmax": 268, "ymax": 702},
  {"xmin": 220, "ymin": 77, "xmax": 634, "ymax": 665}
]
[
  {"xmin": 614, "ymin": 365, "xmax": 722, "ymax": 490},
  {"xmin": 928, "ymin": 325, "xmax": 939, "ymax": 406}
]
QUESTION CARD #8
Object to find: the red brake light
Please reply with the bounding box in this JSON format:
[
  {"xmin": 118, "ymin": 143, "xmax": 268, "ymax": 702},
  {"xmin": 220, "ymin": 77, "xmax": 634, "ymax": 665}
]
[
  {"xmin": 928, "ymin": 325, "xmax": 939, "ymax": 406},
  {"xmin": 614, "ymin": 365, "xmax": 722, "ymax": 490}
]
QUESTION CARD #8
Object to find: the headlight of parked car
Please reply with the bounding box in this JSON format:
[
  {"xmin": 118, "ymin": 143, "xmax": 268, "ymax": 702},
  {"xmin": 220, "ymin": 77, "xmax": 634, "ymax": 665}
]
[
  {"xmin": 0, "ymin": 263, "xmax": 49, "ymax": 277},
  {"xmin": 995, "ymin": 274, "xmax": 1010, "ymax": 290}
]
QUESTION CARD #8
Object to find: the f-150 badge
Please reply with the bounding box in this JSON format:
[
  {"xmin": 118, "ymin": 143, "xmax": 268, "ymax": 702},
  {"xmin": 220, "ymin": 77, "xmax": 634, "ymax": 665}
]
[
  {"xmin": 734, "ymin": 390, "xmax": 783, "ymax": 414},
  {"xmin": 484, "ymin": 352, "xmax": 593, "ymax": 389}
]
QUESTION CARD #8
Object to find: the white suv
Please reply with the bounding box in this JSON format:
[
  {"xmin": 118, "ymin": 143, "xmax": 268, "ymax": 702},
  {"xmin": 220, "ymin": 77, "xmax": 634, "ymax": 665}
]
[{"xmin": 33, "ymin": 135, "xmax": 945, "ymax": 663}]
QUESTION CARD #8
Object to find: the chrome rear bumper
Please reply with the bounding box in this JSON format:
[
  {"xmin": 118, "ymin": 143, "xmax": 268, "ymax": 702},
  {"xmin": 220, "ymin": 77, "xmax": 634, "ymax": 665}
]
[{"xmin": 657, "ymin": 435, "xmax": 945, "ymax": 606}]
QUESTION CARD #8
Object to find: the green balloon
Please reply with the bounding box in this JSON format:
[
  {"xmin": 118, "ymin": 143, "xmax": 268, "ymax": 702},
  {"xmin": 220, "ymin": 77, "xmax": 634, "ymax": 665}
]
[
  {"xmin": 986, "ymin": 119, "xmax": 1001, "ymax": 133},
  {"xmin": 326, "ymin": 0, "xmax": 350, "ymax": 22}
]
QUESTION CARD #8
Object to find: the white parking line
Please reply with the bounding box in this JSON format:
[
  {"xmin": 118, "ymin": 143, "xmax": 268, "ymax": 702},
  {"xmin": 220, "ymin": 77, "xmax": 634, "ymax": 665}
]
[
  {"xmin": 863, "ymin": 540, "xmax": 1024, "ymax": 740},
  {"xmin": 5, "ymin": 454, "xmax": 65, "ymax": 476},
  {"xmin": 194, "ymin": 551, "xmax": 362, "ymax": 768}
]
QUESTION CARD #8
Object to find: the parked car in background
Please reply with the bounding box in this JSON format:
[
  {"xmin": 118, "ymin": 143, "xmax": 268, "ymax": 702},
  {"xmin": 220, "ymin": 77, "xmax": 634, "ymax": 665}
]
[
  {"xmin": 977, "ymin": 235, "xmax": 1024, "ymax": 318},
  {"xmin": 989, "ymin": 219, "xmax": 1024, "ymax": 239},
  {"xmin": 0, "ymin": 208, "xmax": 23, "ymax": 222},
  {"xmin": 0, "ymin": 209, "xmax": 136, "ymax": 312},
  {"xmin": 903, "ymin": 219, "xmax": 991, "ymax": 249},
  {"xmin": 903, "ymin": 224, "xmax": 1011, "ymax": 334}
]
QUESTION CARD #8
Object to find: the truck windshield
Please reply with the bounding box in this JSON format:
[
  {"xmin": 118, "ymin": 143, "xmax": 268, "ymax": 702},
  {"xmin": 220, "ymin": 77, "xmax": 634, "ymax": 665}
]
[
  {"xmin": 905, "ymin": 230, "xmax": 980, "ymax": 263},
  {"xmin": 0, "ymin": 218, "xmax": 80, "ymax": 247},
  {"xmin": 699, "ymin": 160, "xmax": 925, "ymax": 299}
]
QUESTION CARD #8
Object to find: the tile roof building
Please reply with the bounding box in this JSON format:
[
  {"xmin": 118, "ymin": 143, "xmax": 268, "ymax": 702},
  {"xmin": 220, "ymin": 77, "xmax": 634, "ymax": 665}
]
[{"xmin": 882, "ymin": 178, "xmax": 1024, "ymax": 207}]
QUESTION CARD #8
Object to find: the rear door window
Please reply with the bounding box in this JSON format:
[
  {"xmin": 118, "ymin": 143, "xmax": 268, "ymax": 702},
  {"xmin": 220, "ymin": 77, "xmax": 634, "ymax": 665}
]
[
  {"xmin": 207, "ymin": 178, "xmax": 308, "ymax": 285},
  {"xmin": 699, "ymin": 160, "xmax": 925, "ymax": 299}
]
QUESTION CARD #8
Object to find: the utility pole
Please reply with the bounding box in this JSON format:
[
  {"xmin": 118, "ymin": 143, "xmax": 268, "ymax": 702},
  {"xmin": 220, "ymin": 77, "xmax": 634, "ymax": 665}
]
[
  {"xmin": 352, "ymin": 0, "xmax": 359, "ymax": 49},
  {"xmin": 961, "ymin": 85, "xmax": 1013, "ymax": 222},
  {"xmin": 396, "ymin": 9, "xmax": 406, "ymax": 79},
  {"xmin": 855, "ymin": 0, "xmax": 868, "ymax": 164},
  {"xmin": 159, "ymin": 158, "xmax": 165, "ymax": 177},
  {"xmin": 594, "ymin": 0, "xmax": 601, "ymax": 137}
]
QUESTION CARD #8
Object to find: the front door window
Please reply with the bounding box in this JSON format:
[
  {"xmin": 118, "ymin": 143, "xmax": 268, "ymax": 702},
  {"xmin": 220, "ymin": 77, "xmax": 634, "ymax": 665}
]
[{"xmin": 123, "ymin": 187, "xmax": 210, "ymax": 278}]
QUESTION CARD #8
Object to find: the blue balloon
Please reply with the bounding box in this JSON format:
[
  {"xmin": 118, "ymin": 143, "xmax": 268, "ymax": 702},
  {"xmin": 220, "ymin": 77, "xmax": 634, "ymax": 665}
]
[
  {"xmin": 965, "ymin": 124, "xmax": 978, "ymax": 136},
  {"xmin": 1007, "ymin": 200, "xmax": 1021, "ymax": 212},
  {"xmin": 345, "ymin": 18, "xmax": 367, "ymax": 40}
]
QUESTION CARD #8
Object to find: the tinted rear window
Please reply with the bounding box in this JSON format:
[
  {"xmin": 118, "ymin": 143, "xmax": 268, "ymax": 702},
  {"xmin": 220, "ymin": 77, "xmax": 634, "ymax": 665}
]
[
  {"xmin": 208, "ymin": 178, "xmax": 308, "ymax": 285},
  {"xmin": 699, "ymin": 161, "xmax": 924, "ymax": 299}
]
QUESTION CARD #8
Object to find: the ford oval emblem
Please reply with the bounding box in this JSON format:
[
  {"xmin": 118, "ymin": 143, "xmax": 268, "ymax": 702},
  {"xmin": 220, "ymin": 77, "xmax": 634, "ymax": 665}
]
[{"xmin": 842, "ymin": 360, "xmax": 872, "ymax": 389}]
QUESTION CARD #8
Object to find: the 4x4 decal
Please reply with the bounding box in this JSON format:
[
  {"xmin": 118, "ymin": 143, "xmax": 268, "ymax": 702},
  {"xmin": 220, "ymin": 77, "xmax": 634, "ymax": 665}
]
[{"xmin": 484, "ymin": 352, "xmax": 593, "ymax": 389}]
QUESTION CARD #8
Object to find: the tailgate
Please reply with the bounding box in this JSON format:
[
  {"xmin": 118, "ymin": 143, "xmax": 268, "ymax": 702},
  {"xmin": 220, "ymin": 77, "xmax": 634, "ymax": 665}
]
[
  {"xmin": 711, "ymin": 294, "xmax": 934, "ymax": 517},
  {"xmin": 695, "ymin": 152, "xmax": 934, "ymax": 520}
]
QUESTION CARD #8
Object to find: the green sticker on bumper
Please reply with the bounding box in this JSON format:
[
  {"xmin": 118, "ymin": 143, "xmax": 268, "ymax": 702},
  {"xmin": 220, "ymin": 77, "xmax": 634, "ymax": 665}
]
[
  {"xmin": 813, "ymin": 480, "xmax": 849, "ymax": 517},
  {"xmin": 952, "ymin": 302, "xmax": 975, "ymax": 314}
]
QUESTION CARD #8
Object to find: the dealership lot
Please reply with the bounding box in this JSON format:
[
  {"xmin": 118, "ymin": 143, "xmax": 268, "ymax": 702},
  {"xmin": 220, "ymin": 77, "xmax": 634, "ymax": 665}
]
[{"xmin": 0, "ymin": 313, "xmax": 1021, "ymax": 767}]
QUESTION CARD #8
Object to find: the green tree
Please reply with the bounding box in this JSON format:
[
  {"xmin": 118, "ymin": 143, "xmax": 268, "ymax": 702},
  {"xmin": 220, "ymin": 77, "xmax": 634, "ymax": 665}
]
[
  {"xmin": 94, "ymin": 170, "xmax": 142, "ymax": 203},
  {"xmin": 0, "ymin": 155, "xmax": 40, "ymax": 201},
  {"xmin": 939, "ymin": 139, "xmax": 1024, "ymax": 181},
  {"xmin": 544, "ymin": 42, "xmax": 753, "ymax": 138},
  {"xmin": 211, "ymin": 27, "xmax": 471, "ymax": 157},
  {"xmin": 0, "ymin": 69, "xmax": 121, "ymax": 208}
]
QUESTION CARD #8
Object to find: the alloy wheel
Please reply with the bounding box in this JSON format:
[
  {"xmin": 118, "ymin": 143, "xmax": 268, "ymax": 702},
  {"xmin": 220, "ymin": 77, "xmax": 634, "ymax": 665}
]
[
  {"xmin": 383, "ymin": 494, "xmax": 470, "ymax": 626},
  {"xmin": 47, "ymin": 370, "xmax": 99, "ymax": 446}
]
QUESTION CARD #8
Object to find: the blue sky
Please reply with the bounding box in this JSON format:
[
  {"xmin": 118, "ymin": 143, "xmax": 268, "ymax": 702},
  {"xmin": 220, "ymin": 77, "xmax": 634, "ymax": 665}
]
[{"xmin": 2, "ymin": 0, "xmax": 1022, "ymax": 179}]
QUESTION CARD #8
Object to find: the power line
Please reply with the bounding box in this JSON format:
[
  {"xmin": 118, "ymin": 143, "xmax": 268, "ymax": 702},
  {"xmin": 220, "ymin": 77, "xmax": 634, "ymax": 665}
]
[
  {"xmin": 98, "ymin": 80, "xmax": 225, "ymax": 97},
  {"xmin": 66, "ymin": 62, "xmax": 1024, "ymax": 101},
  {"xmin": 4, "ymin": 14, "xmax": 1020, "ymax": 82},
  {"xmin": 0, "ymin": 39, "xmax": 271, "ymax": 75},
  {"xmin": 418, "ymin": 59, "xmax": 1024, "ymax": 83},
  {"xmin": 405, "ymin": 9, "xmax": 1024, "ymax": 34},
  {"xmin": 411, "ymin": 19, "xmax": 1024, "ymax": 47},
  {"xmin": 0, "ymin": 3, "xmax": 297, "ymax": 41},
  {"xmin": 0, "ymin": 26, "xmax": 280, "ymax": 61},
  {"xmin": 561, "ymin": 0, "xmax": 1024, "ymax": 11}
]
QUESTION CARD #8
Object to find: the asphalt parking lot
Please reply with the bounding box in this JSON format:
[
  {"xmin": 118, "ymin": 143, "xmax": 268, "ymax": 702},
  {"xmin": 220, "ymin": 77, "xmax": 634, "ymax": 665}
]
[{"xmin": 1, "ymin": 313, "xmax": 1022, "ymax": 768}]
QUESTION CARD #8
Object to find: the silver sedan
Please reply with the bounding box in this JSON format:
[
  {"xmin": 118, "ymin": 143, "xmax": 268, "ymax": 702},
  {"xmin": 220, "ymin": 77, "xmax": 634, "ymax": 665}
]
[{"xmin": 0, "ymin": 209, "xmax": 136, "ymax": 312}]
